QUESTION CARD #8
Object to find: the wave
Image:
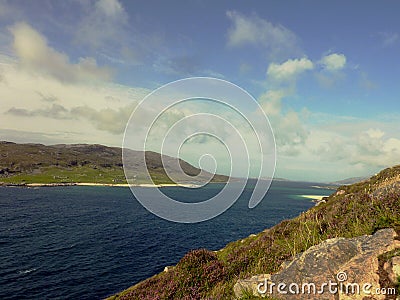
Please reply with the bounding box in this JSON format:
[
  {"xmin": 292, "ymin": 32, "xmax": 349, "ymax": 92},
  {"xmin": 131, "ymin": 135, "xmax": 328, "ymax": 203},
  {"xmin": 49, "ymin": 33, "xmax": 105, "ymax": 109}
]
[{"xmin": 18, "ymin": 268, "xmax": 36, "ymax": 275}]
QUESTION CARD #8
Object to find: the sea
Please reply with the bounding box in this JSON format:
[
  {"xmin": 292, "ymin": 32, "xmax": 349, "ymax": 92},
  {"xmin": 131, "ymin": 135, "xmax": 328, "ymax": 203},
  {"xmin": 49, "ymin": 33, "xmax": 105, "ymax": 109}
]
[{"xmin": 0, "ymin": 181, "xmax": 333, "ymax": 299}]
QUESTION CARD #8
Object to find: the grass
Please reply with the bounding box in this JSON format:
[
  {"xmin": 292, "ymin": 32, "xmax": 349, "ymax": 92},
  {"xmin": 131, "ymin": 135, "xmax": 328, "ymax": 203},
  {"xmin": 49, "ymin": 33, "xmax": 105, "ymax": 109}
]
[
  {"xmin": 0, "ymin": 142, "xmax": 229, "ymax": 185},
  {"xmin": 0, "ymin": 166, "xmax": 181, "ymax": 185},
  {"xmin": 108, "ymin": 165, "xmax": 400, "ymax": 300},
  {"xmin": 0, "ymin": 166, "xmax": 127, "ymax": 184},
  {"xmin": 0, "ymin": 167, "xmax": 227, "ymax": 185}
]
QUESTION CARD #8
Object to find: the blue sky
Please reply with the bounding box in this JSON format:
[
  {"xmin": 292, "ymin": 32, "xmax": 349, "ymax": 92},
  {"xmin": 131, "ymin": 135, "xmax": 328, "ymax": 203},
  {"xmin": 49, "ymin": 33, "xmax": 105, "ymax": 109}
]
[{"xmin": 0, "ymin": 0, "xmax": 400, "ymax": 182}]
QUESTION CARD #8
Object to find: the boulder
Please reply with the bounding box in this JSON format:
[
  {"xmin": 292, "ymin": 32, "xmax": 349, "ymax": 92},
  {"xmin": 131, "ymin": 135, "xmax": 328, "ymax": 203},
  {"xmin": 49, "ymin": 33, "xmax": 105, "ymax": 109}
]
[{"xmin": 234, "ymin": 228, "xmax": 400, "ymax": 299}]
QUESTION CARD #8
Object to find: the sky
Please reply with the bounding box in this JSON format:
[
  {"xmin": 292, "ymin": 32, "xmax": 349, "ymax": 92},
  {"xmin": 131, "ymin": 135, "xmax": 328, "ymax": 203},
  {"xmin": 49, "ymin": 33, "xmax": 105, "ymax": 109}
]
[{"xmin": 1, "ymin": 0, "xmax": 400, "ymax": 182}]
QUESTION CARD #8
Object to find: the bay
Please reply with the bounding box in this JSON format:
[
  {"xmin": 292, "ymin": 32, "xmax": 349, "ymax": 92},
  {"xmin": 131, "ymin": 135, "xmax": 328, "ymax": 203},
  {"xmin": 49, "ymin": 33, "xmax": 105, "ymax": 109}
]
[{"xmin": 0, "ymin": 181, "xmax": 332, "ymax": 299}]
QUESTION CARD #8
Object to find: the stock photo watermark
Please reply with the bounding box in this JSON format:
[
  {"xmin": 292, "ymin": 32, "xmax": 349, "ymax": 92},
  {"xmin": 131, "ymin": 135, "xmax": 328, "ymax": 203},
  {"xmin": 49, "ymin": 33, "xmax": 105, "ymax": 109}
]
[
  {"xmin": 256, "ymin": 272, "xmax": 397, "ymax": 296},
  {"xmin": 122, "ymin": 77, "xmax": 276, "ymax": 223}
]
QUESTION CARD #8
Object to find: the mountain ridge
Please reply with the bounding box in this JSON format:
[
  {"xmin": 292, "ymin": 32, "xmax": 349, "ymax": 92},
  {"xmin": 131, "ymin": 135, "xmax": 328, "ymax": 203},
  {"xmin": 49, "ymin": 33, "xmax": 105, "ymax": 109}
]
[{"xmin": 329, "ymin": 175, "xmax": 371, "ymax": 185}]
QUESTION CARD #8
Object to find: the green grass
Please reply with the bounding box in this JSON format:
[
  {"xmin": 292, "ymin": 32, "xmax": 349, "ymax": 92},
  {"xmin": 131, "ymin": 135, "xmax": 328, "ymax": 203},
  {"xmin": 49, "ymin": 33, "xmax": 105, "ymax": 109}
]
[
  {"xmin": 0, "ymin": 142, "xmax": 229, "ymax": 186},
  {"xmin": 0, "ymin": 165, "xmax": 182, "ymax": 185},
  {"xmin": 0, "ymin": 166, "xmax": 127, "ymax": 184},
  {"xmin": 109, "ymin": 165, "xmax": 400, "ymax": 300},
  {"xmin": 1, "ymin": 167, "xmax": 226, "ymax": 185}
]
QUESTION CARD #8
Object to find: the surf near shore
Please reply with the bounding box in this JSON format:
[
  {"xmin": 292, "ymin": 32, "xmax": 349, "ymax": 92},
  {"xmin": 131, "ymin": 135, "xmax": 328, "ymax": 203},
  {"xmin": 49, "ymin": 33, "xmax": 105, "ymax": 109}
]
[{"xmin": 299, "ymin": 194, "xmax": 329, "ymax": 205}]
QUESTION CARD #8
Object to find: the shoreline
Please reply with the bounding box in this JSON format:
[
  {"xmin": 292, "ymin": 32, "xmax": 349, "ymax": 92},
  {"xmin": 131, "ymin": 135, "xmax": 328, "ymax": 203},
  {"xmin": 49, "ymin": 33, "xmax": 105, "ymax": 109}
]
[
  {"xmin": 299, "ymin": 194, "xmax": 329, "ymax": 206},
  {"xmin": 311, "ymin": 185, "xmax": 338, "ymax": 190},
  {"xmin": 299, "ymin": 194, "xmax": 326, "ymax": 201},
  {"xmin": 0, "ymin": 182, "xmax": 203, "ymax": 188}
]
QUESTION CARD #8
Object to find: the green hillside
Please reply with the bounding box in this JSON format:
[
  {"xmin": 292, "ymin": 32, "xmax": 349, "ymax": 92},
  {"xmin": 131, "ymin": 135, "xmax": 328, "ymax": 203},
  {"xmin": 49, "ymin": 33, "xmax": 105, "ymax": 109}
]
[
  {"xmin": 109, "ymin": 165, "xmax": 400, "ymax": 299},
  {"xmin": 0, "ymin": 141, "xmax": 228, "ymax": 185}
]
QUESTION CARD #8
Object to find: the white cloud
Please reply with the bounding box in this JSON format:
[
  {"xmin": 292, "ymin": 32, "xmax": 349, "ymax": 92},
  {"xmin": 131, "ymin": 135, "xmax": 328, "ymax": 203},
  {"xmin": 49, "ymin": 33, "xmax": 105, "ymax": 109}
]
[
  {"xmin": 5, "ymin": 101, "xmax": 139, "ymax": 135},
  {"xmin": 320, "ymin": 53, "xmax": 346, "ymax": 71},
  {"xmin": 353, "ymin": 129, "xmax": 400, "ymax": 168},
  {"xmin": 0, "ymin": 51, "xmax": 149, "ymax": 146},
  {"xmin": 258, "ymin": 88, "xmax": 308, "ymax": 156},
  {"xmin": 314, "ymin": 53, "xmax": 347, "ymax": 87},
  {"xmin": 76, "ymin": 0, "xmax": 128, "ymax": 49},
  {"xmin": 365, "ymin": 128, "xmax": 385, "ymax": 139},
  {"xmin": 71, "ymin": 105, "xmax": 136, "ymax": 134},
  {"xmin": 259, "ymin": 89, "xmax": 285, "ymax": 116},
  {"xmin": 95, "ymin": 0, "xmax": 124, "ymax": 18},
  {"xmin": 275, "ymin": 110, "xmax": 308, "ymax": 148},
  {"xmin": 9, "ymin": 22, "xmax": 112, "ymax": 82},
  {"xmin": 226, "ymin": 11, "xmax": 300, "ymax": 58},
  {"xmin": 309, "ymin": 121, "xmax": 400, "ymax": 171},
  {"xmin": 356, "ymin": 129, "xmax": 385, "ymax": 156},
  {"xmin": 258, "ymin": 106, "xmax": 400, "ymax": 182},
  {"xmin": 267, "ymin": 57, "xmax": 313, "ymax": 82},
  {"xmin": 7, "ymin": 104, "xmax": 70, "ymax": 119}
]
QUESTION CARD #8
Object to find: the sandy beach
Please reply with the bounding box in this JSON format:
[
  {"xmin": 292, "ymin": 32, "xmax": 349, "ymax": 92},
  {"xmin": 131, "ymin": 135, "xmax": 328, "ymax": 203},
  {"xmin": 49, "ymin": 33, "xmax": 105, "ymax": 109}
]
[
  {"xmin": 21, "ymin": 182, "xmax": 201, "ymax": 188},
  {"xmin": 299, "ymin": 195, "xmax": 326, "ymax": 201}
]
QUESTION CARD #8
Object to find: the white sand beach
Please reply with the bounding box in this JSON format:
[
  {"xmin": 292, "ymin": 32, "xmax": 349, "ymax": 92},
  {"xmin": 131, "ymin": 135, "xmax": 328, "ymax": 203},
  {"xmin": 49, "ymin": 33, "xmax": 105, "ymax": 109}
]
[
  {"xmin": 299, "ymin": 195, "xmax": 326, "ymax": 201},
  {"xmin": 23, "ymin": 182, "xmax": 201, "ymax": 188}
]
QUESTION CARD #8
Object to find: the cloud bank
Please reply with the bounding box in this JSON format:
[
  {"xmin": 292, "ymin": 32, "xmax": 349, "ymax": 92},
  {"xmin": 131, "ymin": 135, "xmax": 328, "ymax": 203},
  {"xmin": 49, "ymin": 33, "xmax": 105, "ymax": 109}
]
[{"xmin": 10, "ymin": 22, "xmax": 112, "ymax": 83}]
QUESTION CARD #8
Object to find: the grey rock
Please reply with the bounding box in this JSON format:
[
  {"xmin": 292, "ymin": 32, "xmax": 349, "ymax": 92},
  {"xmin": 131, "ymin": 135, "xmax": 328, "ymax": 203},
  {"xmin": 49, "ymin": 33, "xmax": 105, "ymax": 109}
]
[{"xmin": 234, "ymin": 228, "xmax": 400, "ymax": 299}]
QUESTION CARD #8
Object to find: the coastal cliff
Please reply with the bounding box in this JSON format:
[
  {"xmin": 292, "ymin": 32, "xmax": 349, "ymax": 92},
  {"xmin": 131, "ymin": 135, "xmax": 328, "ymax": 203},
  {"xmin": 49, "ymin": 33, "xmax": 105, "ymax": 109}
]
[{"xmin": 108, "ymin": 165, "xmax": 400, "ymax": 299}]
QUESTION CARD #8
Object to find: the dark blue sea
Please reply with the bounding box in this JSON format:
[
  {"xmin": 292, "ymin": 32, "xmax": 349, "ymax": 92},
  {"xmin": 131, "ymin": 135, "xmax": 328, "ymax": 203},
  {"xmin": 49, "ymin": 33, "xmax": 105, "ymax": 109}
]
[{"xmin": 0, "ymin": 181, "xmax": 333, "ymax": 299}]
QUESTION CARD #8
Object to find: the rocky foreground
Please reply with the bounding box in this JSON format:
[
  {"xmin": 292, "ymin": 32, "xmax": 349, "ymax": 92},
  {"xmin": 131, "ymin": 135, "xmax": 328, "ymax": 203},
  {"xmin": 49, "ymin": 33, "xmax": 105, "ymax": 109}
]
[
  {"xmin": 109, "ymin": 165, "xmax": 400, "ymax": 299},
  {"xmin": 234, "ymin": 228, "xmax": 400, "ymax": 299}
]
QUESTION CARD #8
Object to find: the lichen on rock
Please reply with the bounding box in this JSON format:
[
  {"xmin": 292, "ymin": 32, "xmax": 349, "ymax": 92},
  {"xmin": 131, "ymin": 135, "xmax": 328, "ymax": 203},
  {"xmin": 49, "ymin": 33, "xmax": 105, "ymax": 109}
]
[{"xmin": 234, "ymin": 228, "xmax": 400, "ymax": 299}]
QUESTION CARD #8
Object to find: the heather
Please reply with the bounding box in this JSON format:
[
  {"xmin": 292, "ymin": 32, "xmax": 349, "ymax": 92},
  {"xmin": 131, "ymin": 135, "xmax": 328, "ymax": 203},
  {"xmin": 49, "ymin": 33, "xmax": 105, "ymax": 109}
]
[{"xmin": 109, "ymin": 165, "xmax": 400, "ymax": 299}]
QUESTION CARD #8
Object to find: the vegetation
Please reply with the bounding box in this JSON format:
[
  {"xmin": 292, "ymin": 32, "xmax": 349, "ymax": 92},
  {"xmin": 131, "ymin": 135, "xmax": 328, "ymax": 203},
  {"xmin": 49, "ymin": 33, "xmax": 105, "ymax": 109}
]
[
  {"xmin": 109, "ymin": 165, "xmax": 400, "ymax": 300},
  {"xmin": 0, "ymin": 141, "xmax": 228, "ymax": 185},
  {"xmin": 378, "ymin": 248, "xmax": 400, "ymax": 297},
  {"xmin": 0, "ymin": 166, "xmax": 127, "ymax": 184}
]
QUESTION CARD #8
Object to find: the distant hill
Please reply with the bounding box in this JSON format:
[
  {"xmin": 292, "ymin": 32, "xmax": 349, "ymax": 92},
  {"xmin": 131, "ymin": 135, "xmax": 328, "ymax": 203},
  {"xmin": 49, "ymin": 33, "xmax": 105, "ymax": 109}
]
[
  {"xmin": 0, "ymin": 141, "xmax": 228, "ymax": 185},
  {"xmin": 330, "ymin": 175, "xmax": 371, "ymax": 185}
]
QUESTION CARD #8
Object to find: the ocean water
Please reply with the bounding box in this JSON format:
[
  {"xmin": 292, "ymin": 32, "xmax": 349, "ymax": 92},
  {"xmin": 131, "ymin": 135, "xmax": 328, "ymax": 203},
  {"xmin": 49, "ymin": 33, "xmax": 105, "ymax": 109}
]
[{"xmin": 0, "ymin": 181, "xmax": 332, "ymax": 299}]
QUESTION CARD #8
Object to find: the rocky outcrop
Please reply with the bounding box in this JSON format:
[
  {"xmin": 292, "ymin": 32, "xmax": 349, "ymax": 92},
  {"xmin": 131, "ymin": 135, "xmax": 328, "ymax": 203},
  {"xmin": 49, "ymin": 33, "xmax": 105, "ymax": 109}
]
[{"xmin": 234, "ymin": 228, "xmax": 400, "ymax": 299}]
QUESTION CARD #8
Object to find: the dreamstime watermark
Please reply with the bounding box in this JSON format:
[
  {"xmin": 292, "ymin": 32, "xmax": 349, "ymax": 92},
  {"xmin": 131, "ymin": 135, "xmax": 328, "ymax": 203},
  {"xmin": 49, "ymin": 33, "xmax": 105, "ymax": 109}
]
[
  {"xmin": 122, "ymin": 77, "xmax": 276, "ymax": 223},
  {"xmin": 256, "ymin": 272, "xmax": 397, "ymax": 296}
]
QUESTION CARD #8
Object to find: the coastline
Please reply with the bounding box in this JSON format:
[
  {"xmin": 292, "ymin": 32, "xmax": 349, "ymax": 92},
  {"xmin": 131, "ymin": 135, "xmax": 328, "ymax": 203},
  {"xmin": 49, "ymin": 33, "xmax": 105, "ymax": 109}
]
[
  {"xmin": 0, "ymin": 182, "xmax": 202, "ymax": 188},
  {"xmin": 299, "ymin": 194, "xmax": 326, "ymax": 200},
  {"xmin": 299, "ymin": 194, "xmax": 329, "ymax": 206}
]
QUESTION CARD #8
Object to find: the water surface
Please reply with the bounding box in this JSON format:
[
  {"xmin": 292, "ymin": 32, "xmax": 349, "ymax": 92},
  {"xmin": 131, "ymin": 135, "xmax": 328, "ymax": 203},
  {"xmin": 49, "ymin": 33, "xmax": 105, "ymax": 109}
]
[{"xmin": 0, "ymin": 181, "xmax": 332, "ymax": 299}]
